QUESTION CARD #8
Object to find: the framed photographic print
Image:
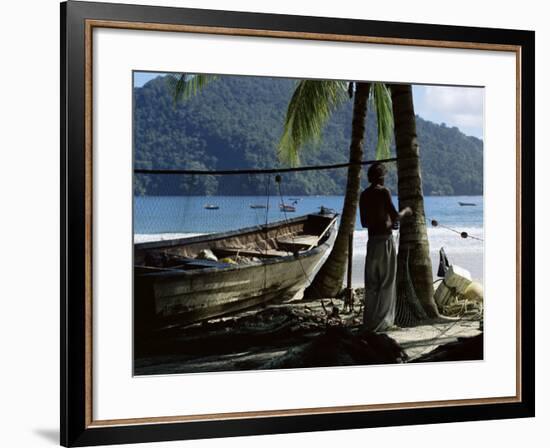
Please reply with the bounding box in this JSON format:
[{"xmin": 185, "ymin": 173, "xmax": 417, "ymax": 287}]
[{"xmin": 61, "ymin": 1, "xmax": 535, "ymax": 446}]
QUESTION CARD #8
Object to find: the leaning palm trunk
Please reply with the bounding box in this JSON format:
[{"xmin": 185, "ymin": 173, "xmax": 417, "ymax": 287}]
[
  {"xmin": 391, "ymin": 84, "xmax": 439, "ymax": 319},
  {"xmin": 305, "ymin": 82, "xmax": 371, "ymax": 299}
]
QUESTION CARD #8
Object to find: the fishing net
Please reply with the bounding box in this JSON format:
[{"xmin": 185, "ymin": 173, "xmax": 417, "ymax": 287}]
[{"xmin": 395, "ymin": 248, "xmax": 428, "ymax": 327}]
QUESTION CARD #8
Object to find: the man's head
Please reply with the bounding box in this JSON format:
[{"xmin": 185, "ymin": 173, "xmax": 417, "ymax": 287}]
[{"xmin": 367, "ymin": 162, "xmax": 387, "ymax": 184}]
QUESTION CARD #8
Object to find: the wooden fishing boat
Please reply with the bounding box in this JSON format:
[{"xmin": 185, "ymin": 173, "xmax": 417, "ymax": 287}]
[
  {"xmin": 458, "ymin": 201, "xmax": 476, "ymax": 206},
  {"xmin": 249, "ymin": 204, "xmax": 267, "ymax": 209},
  {"xmin": 280, "ymin": 203, "xmax": 296, "ymax": 212},
  {"xmin": 134, "ymin": 212, "xmax": 338, "ymax": 331}
]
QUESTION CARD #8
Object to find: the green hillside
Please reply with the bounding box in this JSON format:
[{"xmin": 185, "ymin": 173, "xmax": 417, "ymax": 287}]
[{"xmin": 134, "ymin": 75, "xmax": 483, "ymax": 196}]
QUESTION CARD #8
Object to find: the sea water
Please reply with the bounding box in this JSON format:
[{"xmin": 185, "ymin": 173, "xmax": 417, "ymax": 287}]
[{"xmin": 134, "ymin": 195, "xmax": 484, "ymax": 283}]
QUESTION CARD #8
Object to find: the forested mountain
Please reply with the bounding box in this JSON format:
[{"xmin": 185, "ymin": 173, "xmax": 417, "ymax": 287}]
[{"xmin": 134, "ymin": 75, "xmax": 483, "ymax": 196}]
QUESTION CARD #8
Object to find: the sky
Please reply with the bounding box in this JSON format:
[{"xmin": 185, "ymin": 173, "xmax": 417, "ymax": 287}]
[
  {"xmin": 133, "ymin": 72, "xmax": 484, "ymax": 139},
  {"xmin": 412, "ymin": 84, "xmax": 484, "ymax": 139}
]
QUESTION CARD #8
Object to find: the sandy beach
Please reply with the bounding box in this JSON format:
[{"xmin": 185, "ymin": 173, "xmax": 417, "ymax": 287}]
[{"xmin": 134, "ymin": 291, "xmax": 482, "ymax": 376}]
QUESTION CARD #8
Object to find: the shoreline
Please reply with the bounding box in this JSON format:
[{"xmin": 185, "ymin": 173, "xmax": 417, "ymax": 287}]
[
  {"xmin": 135, "ymin": 228, "xmax": 484, "ymax": 285},
  {"xmin": 351, "ymin": 246, "xmax": 483, "ymax": 286}
]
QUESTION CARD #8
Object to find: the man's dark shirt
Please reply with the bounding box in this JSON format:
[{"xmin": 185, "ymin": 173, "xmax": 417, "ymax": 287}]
[{"xmin": 359, "ymin": 185, "xmax": 399, "ymax": 237}]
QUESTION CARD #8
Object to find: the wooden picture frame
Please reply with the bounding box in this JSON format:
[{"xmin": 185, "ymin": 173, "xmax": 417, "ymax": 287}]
[{"xmin": 61, "ymin": 1, "xmax": 535, "ymax": 446}]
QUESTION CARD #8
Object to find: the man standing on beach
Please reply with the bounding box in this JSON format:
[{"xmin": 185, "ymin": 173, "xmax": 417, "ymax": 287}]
[{"xmin": 359, "ymin": 163, "xmax": 412, "ymax": 332}]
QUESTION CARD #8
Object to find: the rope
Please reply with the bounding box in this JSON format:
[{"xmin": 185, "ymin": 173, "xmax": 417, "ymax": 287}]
[
  {"xmin": 134, "ymin": 157, "xmax": 397, "ymax": 176},
  {"xmin": 400, "ymin": 263, "xmax": 483, "ymax": 360},
  {"xmin": 409, "ymin": 306, "xmax": 483, "ymax": 361},
  {"xmin": 431, "ymin": 219, "xmax": 484, "ymax": 242},
  {"xmin": 393, "ymin": 237, "xmax": 483, "ymax": 358}
]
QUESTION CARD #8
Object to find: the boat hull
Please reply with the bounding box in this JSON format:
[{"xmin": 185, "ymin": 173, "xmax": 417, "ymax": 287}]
[{"xmin": 134, "ymin": 214, "xmax": 336, "ymax": 330}]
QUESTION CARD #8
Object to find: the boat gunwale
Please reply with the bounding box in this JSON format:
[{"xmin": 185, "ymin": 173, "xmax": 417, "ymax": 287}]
[
  {"xmin": 134, "ymin": 213, "xmax": 325, "ymax": 251},
  {"xmin": 135, "ymin": 214, "xmax": 338, "ymax": 279}
]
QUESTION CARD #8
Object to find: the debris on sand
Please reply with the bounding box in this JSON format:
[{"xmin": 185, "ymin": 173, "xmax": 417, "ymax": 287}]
[
  {"xmin": 412, "ymin": 333, "xmax": 483, "ymax": 363},
  {"xmin": 134, "ymin": 288, "xmax": 482, "ymax": 375},
  {"xmin": 262, "ymin": 326, "xmax": 407, "ymax": 370}
]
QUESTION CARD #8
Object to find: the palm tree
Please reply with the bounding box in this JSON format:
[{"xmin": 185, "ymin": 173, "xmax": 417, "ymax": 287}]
[
  {"xmin": 169, "ymin": 74, "xmax": 394, "ymax": 300},
  {"xmin": 390, "ymin": 83, "xmax": 439, "ymax": 318},
  {"xmin": 168, "ymin": 73, "xmax": 219, "ymax": 105},
  {"xmin": 279, "ymin": 81, "xmax": 393, "ymax": 299}
]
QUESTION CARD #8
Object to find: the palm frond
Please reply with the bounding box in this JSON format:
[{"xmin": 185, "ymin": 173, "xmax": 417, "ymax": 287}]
[
  {"xmin": 278, "ymin": 80, "xmax": 349, "ymax": 166},
  {"xmin": 166, "ymin": 73, "xmax": 219, "ymax": 103},
  {"xmin": 371, "ymin": 83, "xmax": 394, "ymax": 160}
]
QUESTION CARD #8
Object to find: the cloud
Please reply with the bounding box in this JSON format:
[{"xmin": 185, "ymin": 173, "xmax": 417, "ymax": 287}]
[{"xmin": 413, "ymin": 85, "xmax": 484, "ymax": 138}]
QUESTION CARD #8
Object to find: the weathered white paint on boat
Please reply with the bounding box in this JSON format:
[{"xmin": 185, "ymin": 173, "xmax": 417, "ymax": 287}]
[{"xmin": 134, "ymin": 213, "xmax": 337, "ymax": 329}]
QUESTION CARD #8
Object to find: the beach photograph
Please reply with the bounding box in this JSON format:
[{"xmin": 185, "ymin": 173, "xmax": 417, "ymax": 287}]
[{"xmin": 132, "ymin": 72, "xmax": 484, "ymax": 375}]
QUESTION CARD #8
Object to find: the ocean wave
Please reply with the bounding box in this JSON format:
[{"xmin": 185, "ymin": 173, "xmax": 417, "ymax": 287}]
[
  {"xmin": 352, "ymin": 227, "xmax": 484, "ymax": 283},
  {"xmin": 134, "ymin": 233, "xmax": 204, "ymax": 243},
  {"xmin": 353, "ymin": 227, "xmax": 483, "ymax": 257}
]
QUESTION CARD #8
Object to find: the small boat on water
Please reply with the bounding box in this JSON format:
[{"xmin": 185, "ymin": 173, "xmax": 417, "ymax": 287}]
[
  {"xmin": 280, "ymin": 203, "xmax": 296, "ymax": 212},
  {"xmin": 134, "ymin": 212, "xmax": 338, "ymax": 330},
  {"xmin": 249, "ymin": 204, "xmax": 267, "ymax": 209},
  {"xmin": 458, "ymin": 202, "xmax": 476, "ymax": 206},
  {"xmin": 204, "ymin": 204, "xmax": 219, "ymax": 210}
]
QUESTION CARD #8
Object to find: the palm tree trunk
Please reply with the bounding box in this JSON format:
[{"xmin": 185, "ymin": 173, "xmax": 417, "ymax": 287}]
[
  {"xmin": 391, "ymin": 84, "xmax": 439, "ymax": 318},
  {"xmin": 305, "ymin": 82, "xmax": 371, "ymax": 299}
]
